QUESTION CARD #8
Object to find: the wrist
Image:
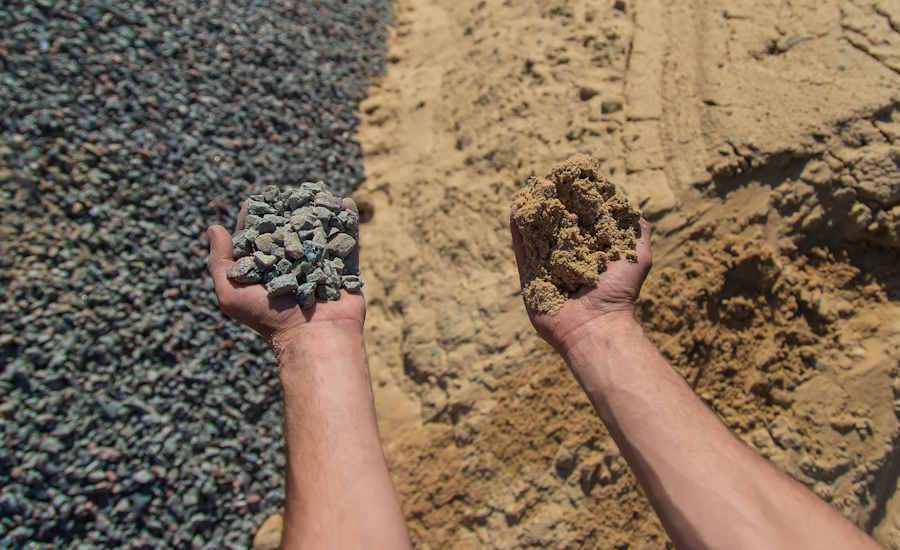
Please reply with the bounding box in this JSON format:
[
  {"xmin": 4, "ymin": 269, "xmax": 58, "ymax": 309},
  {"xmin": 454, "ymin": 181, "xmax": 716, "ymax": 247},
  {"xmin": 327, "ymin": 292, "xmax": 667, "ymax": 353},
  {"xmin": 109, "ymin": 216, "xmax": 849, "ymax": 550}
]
[
  {"xmin": 273, "ymin": 321, "xmax": 368, "ymax": 386},
  {"xmin": 558, "ymin": 310, "xmax": 643, "ymax": 369}
]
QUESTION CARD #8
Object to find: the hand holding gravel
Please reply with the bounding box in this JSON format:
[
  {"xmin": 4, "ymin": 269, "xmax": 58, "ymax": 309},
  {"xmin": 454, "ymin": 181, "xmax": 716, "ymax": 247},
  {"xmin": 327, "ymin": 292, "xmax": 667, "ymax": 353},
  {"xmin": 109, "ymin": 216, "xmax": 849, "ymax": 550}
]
[{"xmin": 207, "ymin": 184, "xmax": 365, "ymax": 345}]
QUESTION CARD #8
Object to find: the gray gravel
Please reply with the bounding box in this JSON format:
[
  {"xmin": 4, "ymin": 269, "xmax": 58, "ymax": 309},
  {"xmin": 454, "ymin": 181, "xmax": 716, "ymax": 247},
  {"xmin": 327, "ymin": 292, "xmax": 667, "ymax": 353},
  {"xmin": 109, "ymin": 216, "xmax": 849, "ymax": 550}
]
[
  {"xmin": 0, "ymin": 1, "xmax": 390, "ymax": 548},
  {"xmin": 230, "ymin": 185, "xmax": 361, "ymax": 303}
]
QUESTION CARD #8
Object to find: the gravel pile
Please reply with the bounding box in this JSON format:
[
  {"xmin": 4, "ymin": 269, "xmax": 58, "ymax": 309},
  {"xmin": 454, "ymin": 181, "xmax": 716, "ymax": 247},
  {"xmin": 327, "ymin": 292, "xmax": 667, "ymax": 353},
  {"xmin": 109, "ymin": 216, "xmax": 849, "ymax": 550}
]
[
  {"xmin": 0, "ymin": 1, "xmax": 390, "ymax": 547},
  {"xmin": 227, "ymin": 183, "xmax": 362, "ymax": 306}
]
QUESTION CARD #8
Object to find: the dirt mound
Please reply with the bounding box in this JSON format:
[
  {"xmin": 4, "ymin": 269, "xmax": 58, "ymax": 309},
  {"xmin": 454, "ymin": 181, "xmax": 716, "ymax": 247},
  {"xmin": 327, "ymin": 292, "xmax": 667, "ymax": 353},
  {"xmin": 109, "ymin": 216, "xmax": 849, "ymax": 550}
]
[
  {"xmin": 511, "ymin": 155, "xmax": 640, "ymax": 313},
  {"xmin": 342, "ymin": 0, "xmax": 900, "ymax": 548}
]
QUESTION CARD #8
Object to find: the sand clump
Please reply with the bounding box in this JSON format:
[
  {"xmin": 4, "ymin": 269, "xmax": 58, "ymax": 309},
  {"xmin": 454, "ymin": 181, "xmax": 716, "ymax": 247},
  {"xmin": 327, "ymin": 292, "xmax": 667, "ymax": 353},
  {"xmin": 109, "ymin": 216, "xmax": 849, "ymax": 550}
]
[{"xmin": 511, "ymin": 155, "xmax": 641, "ymax": 314}]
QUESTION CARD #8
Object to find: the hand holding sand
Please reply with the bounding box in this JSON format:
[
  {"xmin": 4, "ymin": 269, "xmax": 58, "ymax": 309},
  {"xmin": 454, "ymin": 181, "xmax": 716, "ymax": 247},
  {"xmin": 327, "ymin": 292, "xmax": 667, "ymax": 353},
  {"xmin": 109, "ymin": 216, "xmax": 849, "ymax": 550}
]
[
  {"xmin": 509, "ymin": 155, "xmax": 651, "ymax": 355},
  {"xmin": 207, "ymin": 186, "xmax": 365, "ymax": 348}
]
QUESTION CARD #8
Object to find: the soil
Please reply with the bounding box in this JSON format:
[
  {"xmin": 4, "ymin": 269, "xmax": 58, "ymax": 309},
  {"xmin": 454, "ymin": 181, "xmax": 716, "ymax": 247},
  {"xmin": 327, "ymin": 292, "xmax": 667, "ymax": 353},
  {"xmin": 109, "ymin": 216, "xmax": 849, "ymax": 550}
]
[
  {"xmin": 511, "ymin": 155, "xmax": 641, "ymax": 314},
  {"xmin": 257, "ymin": 0, "xmax": 900, "ymax": 548}
]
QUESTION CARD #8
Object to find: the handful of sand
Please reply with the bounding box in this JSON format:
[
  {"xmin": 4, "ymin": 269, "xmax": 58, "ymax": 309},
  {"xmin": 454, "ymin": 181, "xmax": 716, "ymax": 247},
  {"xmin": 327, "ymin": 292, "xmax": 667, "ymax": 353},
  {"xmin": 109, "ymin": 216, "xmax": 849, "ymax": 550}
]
[{"xmin": 511, "ymin": 155, "xmax": 641, "ymax": 314}]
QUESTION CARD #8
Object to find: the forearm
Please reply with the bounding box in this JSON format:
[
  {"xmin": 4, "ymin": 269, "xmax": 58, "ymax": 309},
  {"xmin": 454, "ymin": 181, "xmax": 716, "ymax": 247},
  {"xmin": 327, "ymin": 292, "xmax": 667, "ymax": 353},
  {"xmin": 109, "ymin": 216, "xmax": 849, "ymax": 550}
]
[
  {"xmin": 563, "ymin": 314, "xmax": 878, "ymax": 550},
  {"xmin": 276, "ymin": 323, "xmax": 411, "ymax": 550}
]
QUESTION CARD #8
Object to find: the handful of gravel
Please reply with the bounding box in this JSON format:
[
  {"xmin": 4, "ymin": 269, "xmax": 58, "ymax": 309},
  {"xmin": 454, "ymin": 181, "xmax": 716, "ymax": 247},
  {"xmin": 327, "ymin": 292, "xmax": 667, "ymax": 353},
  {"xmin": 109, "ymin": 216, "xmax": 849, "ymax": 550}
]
[{"xmin": 227, "ymin": 183, "xmax": 362, "ymax": 307}]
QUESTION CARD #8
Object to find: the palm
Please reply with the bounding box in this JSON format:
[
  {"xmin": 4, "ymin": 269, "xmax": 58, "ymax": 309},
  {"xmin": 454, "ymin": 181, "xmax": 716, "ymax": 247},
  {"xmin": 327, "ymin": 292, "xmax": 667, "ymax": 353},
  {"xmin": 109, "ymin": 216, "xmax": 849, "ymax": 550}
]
[
  {"xmin": 207, "ymin": 198, "xmax": 365, "ymax": 343},
  {"xmin": 221, "ymin": 281, "xmax": 365, "ymax": 341},
  {"xmin": 511, "ymin": 218, "xmax": 652, "ymax": 352}
]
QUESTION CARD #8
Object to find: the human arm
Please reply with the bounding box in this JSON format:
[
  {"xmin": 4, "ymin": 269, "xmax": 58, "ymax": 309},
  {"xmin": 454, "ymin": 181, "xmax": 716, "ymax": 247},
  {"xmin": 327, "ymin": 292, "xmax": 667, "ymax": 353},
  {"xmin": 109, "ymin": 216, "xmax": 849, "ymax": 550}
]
[
  {"xmin": 511, "ymin": 217, "xmax": 881, "ymax": 550},
  {"xmin": 206, "ymin": 201, "xmax": 411, "ymax": 550}
]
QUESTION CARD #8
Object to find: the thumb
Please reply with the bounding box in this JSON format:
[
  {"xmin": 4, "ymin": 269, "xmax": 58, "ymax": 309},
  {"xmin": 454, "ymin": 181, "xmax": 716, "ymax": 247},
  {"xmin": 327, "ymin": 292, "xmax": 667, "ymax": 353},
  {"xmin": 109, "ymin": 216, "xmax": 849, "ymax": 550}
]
[{"xmin": 206, "ymin": 225, "xmax": 235, "ymax": 298}]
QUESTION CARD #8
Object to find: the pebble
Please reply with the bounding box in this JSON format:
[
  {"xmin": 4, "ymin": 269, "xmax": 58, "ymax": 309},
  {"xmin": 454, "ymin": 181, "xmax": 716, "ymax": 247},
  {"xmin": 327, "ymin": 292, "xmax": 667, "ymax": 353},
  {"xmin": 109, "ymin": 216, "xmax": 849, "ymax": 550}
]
[
  {"xmin": 254, "ymin": 234, "xmax": 275, "ymax": 255},
  {"xmin": 296, "ymin": 282, "xmax": 317, "ymax": 309},
  {"xmin": 253, "ymin": 252, "xmax": 277, "ymax": 271},
  {"xmin": 283, "ymin": 231, "xmax": 304, "ymax": 260},
  {"xmin": 266, "ymin": 274, "xmax": 299, "ymax": 298},
  {"xmin": 342, "ymin": 276, "xmax": 364, "ymax": 292},
  {"xmin": 227, "ymin": 257, "xmax": 262, "ymax": 284},
  {"xmin": 314, "ymin": 192, "xmax": 344, "ymax": 210},
  {"xmin": 327, "ymin": 234, "xmax": 357, "ymax": 258}
]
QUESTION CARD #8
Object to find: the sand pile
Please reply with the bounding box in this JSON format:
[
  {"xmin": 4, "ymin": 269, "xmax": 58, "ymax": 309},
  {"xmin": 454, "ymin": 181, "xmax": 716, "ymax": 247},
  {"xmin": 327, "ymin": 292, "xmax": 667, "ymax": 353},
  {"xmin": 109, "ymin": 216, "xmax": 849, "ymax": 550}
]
[
  {"xmin": 511, "ymin": 155, "xmax": 640, "ymax": 313},
  {"xmin": 346, "ymin": 0, "xmax": 900, "ymax": 548}
]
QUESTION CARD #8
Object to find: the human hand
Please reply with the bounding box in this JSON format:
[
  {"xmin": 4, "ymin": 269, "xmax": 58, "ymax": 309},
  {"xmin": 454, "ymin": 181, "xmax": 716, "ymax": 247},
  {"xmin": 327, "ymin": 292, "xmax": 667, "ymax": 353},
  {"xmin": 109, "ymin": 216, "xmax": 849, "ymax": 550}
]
[
  {"xmin": 206, "ymin": 199, "xmax": 365, "ymax": 350},
  {"xmin": 509, "ymin": 216, "xmax": 651, "ymax": 356}
]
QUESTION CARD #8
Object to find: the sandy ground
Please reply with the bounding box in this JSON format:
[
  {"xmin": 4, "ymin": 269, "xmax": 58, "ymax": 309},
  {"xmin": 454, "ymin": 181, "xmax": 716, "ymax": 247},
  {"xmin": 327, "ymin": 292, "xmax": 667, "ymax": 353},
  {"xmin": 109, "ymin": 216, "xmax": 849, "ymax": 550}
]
[{"xmin": 261, "ymin": 0, "xmax": 900, "ymax": 548}]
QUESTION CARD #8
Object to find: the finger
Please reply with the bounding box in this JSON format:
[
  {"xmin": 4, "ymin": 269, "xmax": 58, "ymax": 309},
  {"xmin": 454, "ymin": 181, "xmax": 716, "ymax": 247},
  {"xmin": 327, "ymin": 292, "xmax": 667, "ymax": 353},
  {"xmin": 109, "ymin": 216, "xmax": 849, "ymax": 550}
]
[
  {"xmin": 636, "ymin": 217, "xmax": 652, "ymax": 267},
  {"xmin": 508, "ymin": 211, "xmax": 528, "ymax": 289},
  {"xmin": 235, "ymin": 199, "xmax": 249, "ymax": 234},
  {"xmin": 207, "ymin": 224, "xmax": 237, "ymax": 304}
]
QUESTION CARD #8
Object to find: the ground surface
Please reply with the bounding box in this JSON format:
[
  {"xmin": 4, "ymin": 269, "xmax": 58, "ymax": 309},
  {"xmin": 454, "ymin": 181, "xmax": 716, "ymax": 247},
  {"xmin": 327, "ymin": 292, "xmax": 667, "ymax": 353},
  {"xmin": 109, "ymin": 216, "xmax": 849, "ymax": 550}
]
[
  {"xmin": 351, "ymin": 0, "xmax": 900, "ymax": 548},
  {"xmin": 0, "ymin": 1, "xmax": 390, "ymax": 547}
]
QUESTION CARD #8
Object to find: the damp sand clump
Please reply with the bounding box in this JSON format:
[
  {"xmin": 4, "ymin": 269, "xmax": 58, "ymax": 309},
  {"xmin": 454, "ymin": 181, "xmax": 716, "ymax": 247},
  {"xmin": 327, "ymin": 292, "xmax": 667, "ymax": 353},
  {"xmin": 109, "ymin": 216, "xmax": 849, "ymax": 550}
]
[
  {"xmin": 227, "ymin": 183, "xmax": 362, "ymax": 307},
  {"xmin": 511, "ymin": 155, "xmax": 641, "ymax": 314}
]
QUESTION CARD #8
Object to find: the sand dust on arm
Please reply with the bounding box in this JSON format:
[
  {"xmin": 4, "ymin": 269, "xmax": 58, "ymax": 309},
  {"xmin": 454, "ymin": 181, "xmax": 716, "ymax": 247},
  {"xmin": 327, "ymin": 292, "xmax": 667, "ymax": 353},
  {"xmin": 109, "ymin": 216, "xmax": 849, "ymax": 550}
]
[{"xmin": 511, "ymin": 155, "xmax": 641, "ymax": 315}]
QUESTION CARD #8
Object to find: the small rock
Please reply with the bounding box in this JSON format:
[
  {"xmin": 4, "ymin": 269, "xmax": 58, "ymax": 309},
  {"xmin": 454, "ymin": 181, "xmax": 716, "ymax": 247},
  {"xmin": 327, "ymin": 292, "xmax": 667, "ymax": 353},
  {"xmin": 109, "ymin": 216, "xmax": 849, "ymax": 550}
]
[
  {"xmin": 254, "ymin": 234, "xmax": 275, "ymax": 254},
  {"xmin": 303, "ymin": 241, "xmax": 325, "ymax": 263},
  {"xmin": 336, "ymin": 210, "xmax": 359, "ymax": 232},
  {"xmin": 271, "ymin": 226, "xmax": 285, "ymax": 245},
  {"xmin": 327, "ymin": 233, "xmax": 356, "ymax": 258},
  {"xmin": 226, "ymin": 257, "xmax": 261, "ymax": 283},
  {"xmin": 579, "ymin": 86, "xmax": 599, "ymax": 101},
  {"xmin": 233, "ymin": 228, "xmax": 259, "ymax": 251},
  {"xmin": 601, "ymin": 99, "xmax": 623, "ymax": 114},
  {"xmin": 296, "ymin": 282, "xmax": 317, "ymax": 309},
  {"xmin": 275, "ymin": 258, "xmax": 292, "ymax": 275},
  {"xmin": 300, "ymin": 181, "xmax": 327, "ymax": 194},
  {"xmin": 290, "ymin": 208, "xmax": 318, "ymax": 230},
  {"xmin": 133, "ymin": 470, "xmax": 154, "ymax": 485},
  {"xmin": 311, "ymin": 227, "xmax": 328, "ymax": 246},
  {"xmin": 311, "ymin": 206, "xmax": 333, "ymax": 221},
  {"xmin": 244, "ymin": 214, "xmax": 262, "ymax": 229},
  {"xmin": 253, "ymin": 252, "xmax": 277, "ymax": 271},
  {"xmin": 306, "ymin": 268, "xmax": 325, "ymax": 285},
  {"xmin": 342, "ymin": 275, "xmax": 363, "ymax": 292},
  {"xmin": 284, "ymin": 232, "xmax": 304, "ymax": 260},
  {"xmin": 329, "ymin": 258, "xmax": 344, "ymax": 274},
  {"xmin": 266, "ymin": 274, "xmax": 299, "ymax": 297},
  {"xmin": 324, "ymin": 284, "xmax": 341, "ymax": 300},
  {"xmin": 247, "ymin": 199, "xmax": 276, "ymax": 216},
  {"xmin": 285, "ymin": 190, "xmax": 314, "ymax": 210},
  {"xmin": 314, "ymin": 192, "xmax": 343, "ymax": 210}
]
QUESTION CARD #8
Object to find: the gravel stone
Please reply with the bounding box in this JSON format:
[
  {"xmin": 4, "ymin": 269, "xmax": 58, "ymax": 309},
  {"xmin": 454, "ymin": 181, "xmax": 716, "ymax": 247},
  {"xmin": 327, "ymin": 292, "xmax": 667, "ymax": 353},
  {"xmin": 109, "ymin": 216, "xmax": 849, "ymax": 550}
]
[
  {"xmin": 312, "ymin": 227, "xmax": 329, "ymax": 246},
  {"xmin": 337, "ymin": 210, "xmax": 360, "ymax": 232},
  {"xmin": 244, "ymin": 214, "xmax": 263, "ymax": 229},
  {"xmin": 247, "ymin": 200, "xmax": 276, "ymax": 216},
  {"xmin": 303, "ymin": 241, "xmax": 325, "ymax": 264},
  {"xmin": 285, "ymin": 190, "xmax": 314, "ymax": 210},
  {"xmin": 253, "ymin": 252, "xmax": 278, "ymax": 271},
  {"xmin": 227, "ymin": 257, "xmax": 262, "ymax": 283},
  {"xmin": 342, "ymin": 275, "xmax": 364, "ymax": 292},
  {"xmin": 266, "ymin": 274, "xmax": 299, "ymax": 298},
  {"xmin": 296, "ymin": 282, "xmax": 317, "ymax": 309},
  {"xmin": 290, "ymin": 208, "xmax": 318, "ymax": 230},
  {"xmin": 312, "ymin": 206, "xmax": 334, "ymax": 222},
  {"xmin": 275, "ymin": 259, "xmax": 293, "ymax": 275},
  {"xmin": 327, "ymin": 233, "xmax": 357, "ymax": 258},
  {"xmin": 315, "ymin": 192, "xmax": 344, "ymax": 210},
  {"xmin": 284, "ymin": 232, "xmax": 304, "ymax": 260},
  {"xmin": 254, "ymin": 234, "xmax": 275, "ymax": 255}
]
